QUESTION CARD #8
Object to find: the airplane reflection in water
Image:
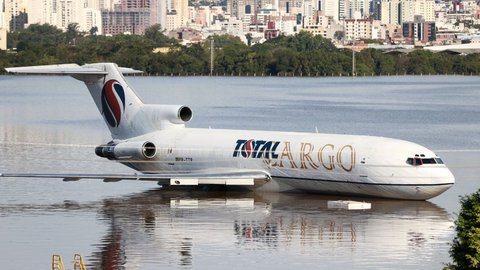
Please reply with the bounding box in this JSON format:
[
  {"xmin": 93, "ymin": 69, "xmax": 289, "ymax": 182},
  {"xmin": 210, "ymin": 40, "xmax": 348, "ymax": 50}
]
[{"xmin": 86, "ymin": 190, "xmax": 453, "ymax": 269}]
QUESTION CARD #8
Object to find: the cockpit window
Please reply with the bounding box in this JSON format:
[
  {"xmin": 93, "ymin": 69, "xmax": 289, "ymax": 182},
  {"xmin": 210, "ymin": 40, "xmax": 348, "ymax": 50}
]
[
  {"xmin": 406, "ymin": 158, "xmax": 413, "ymax": 165},
  {"xmin": 414, "ymin": 158, "xmax": 422, "ymax": 166},
  {"xmin": 422, "ymin": 158, "xmax": 436, "ymax": 164},
  {"xmin": 406, "ymin": 155, "xmax": 444, "ymax": 166}
]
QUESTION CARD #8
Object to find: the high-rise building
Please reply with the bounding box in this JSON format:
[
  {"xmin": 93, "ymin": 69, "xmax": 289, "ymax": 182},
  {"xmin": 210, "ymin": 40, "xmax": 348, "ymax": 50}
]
[
  {"xmin": 165, "ymin": 0, "xmax": 188, "ymax": 29},
  {"xmin": 25, "ymin": 0, "xmax": 56, "ymax": 26},
  {"xmin": 1, "ymin": 0, "xmax": 7, "ymax": 29},
  {"xmin": 99, "ymin": 0, "xmax": 121, "ymax": 10},
  {"xmin": 102, "ymin": 0, "xmax": 151, "ymax": 35},
  {"xmin": 415, "ymin": 0, "xmax": 434, "ymax": 22},
  {"xmin": 347, "ymin": 0, "xmax": 369, "ymax": 18},
  {"xmin": 380, "ymin": 0, "xmax": 400, "ymax": 24},
  {"xmin": 57, "ymin": 0, "xmax": 83, "ymax": 29},
  {"xmin": 402, "ymin": 15, "xmax": 435, "ymax": 43},
  {"xmin": 278, "ymin": 0, "xmax": 303, "ymax": 15},
  {"xmin": 400, "ymin": 0, "xmax": 415, "ymax": 23},
  {"xmin": 121, "ymin": 0, "xmax": 149, "ymax": 10},
  {"xmin": 323, "ymin": 0, "xmax": 340, "ymax": 21},
  {"xmin": 23, "ymin": 0, "xmax": 102, "ymax": 34},
  {"xmin": 4, "ymin": 0, "xmax": 28, "ymax": 31},
  {"xmin": 380, "ymin": 0, "xmax": 434, "ymax": 25},
  {"xmin": 227, "ymin": 0, "xmax": 284, "ymax": 19},
  {"xmin": 338, "ymin": 0, "xmax": 347, "ymax": 19},
  {"xmin": 344, "ymin": 18, "xmax": 372, "ymax": 39},
  {"xmin": 150, "ymin": 0, "xmax": 166, "ymax": 29},
  {"xmin": 0, "ymin": 27, "xmax": 6, "ymax": 49},
  {"xmin": 371, "ymin": 0, "xmax": 381, "ymax": 20}
]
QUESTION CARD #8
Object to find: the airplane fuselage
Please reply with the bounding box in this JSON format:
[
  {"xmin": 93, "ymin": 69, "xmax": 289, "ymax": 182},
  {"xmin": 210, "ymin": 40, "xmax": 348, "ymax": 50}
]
[{"xmin": 121, "ymin": 128, "xmax": 454, "ymax": 200}]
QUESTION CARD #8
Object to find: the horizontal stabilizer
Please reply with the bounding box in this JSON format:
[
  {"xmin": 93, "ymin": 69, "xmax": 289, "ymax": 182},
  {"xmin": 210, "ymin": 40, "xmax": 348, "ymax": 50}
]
[{"xmin": 5, "ymin": 63, "xmax": 142, "ymax": 75}]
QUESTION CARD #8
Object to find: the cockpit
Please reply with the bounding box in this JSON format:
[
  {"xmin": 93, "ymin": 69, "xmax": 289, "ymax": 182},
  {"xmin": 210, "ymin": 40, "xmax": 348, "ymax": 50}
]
[{"xmin": 406, "ymin": 154, "xmax": 444, "ymax": 166}]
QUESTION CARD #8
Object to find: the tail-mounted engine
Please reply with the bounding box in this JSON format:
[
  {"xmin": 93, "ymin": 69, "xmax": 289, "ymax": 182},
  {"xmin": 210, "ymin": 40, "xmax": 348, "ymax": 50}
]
[
  {"xmin": 139, "ymin": 104, "xmax": 193, "ymax": 130},
  {"xmin": 95, "ymin": 141, "xmax": 156, "ymax": 160}
]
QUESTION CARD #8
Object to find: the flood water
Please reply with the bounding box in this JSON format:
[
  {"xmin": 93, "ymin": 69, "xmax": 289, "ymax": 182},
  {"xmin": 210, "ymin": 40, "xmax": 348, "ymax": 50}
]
[{"xmin": 0, "ymin": 75, "xmax": 479, "ymax": 269}]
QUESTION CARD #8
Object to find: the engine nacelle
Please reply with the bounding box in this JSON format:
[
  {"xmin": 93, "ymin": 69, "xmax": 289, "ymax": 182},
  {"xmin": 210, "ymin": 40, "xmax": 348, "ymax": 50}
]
[
  {"xmin": 95, "ymin": 141, "xmax": 157, "ymax": 160},
  {"xmin": 142, "ymin": 104, "xmax": 192, "ymax": 124}
]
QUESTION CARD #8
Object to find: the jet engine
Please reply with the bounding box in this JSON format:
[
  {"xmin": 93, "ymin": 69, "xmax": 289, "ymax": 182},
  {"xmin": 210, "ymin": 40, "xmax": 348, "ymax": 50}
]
[
  {"xmin": 95, "ymin": 141, "xmax": 156, "ymax": 160},
  {"xmin": 148, "ymin": 104, "xmax": 193, "ymax": 124}
]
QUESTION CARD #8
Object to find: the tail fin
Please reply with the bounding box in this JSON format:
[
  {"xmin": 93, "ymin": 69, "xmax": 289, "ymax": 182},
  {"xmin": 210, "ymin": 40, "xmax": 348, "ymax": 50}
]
[
  {"xmin": 78, "ymin": 63, "xmax": 145, "ymax": 138},
  {"xmin": 6, "ymin": 63, "xmax": 145, "ymax": 139}
]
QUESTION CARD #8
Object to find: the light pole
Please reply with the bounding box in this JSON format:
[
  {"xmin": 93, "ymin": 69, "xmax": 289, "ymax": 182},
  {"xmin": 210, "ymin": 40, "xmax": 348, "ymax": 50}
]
[
  {"xmin": 210, "ymin": 37, "xmax": 214, "ymax": 76},
  {"xmin": 352, "ymin": 19, "xmax": 356, "ymax": 76}
]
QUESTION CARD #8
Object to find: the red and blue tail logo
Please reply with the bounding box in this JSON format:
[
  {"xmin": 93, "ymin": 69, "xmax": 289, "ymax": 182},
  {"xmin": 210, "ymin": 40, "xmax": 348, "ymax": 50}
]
[{"xmin": 101, "ymin": 79, "xmax": 126, "ymax": 128}]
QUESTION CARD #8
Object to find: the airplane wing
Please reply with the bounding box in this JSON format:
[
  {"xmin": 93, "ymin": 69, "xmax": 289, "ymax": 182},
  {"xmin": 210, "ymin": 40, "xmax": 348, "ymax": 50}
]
[{"xmin": 0, "ymin": 170, "xmax": 271, "ymax": 186}]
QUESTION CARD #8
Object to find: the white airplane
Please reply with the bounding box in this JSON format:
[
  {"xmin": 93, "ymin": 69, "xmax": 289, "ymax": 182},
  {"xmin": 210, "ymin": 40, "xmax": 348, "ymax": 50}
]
[{"xmin": 1, "ymin": 63, "xmax": 455, "ymax": 200}]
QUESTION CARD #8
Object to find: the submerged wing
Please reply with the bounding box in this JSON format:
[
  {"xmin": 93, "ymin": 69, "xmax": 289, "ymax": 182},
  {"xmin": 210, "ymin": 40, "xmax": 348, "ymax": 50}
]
[{"xmin": 0, "ymin": 170, "xmax": 271, "ymax": 186}]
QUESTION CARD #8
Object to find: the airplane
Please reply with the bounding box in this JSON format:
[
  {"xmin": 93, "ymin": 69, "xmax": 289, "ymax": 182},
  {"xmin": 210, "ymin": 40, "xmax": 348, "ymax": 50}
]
[{"xmin": 1, "ymin": 63, "xmax": 455, "ymax": 200}]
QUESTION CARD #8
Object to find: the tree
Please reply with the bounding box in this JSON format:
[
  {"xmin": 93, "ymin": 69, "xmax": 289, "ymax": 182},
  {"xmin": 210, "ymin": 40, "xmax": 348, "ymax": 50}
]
[
  {"xmin": 13, "ymin": 24, "xmax": 65, "ymax": 53},
  {"xmin": 144, "ymin": 24, "xmax": 176, "ymax": 47},
  {"xmin": 66, "ymin": 23, "xmax": 80, "ymax": 44},
  {"xmin": 89, "ymin": 26, "xmax": 98, "ymax": 36},
  {"xmin": 446, "ymin": 189, "xmax": 480, "ymax": 270},
  {"xmin": 245, "ymin": 33, "xmax": 253, "ymax": 46},
  {"xmin": 334, "ymin": 31, "xmax": 344, "ymax": 41}
]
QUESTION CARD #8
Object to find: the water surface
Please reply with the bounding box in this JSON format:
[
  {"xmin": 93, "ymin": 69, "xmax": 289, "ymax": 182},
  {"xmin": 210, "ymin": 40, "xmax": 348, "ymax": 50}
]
[{"xmin": 0, "ymin": 75, "xmax": 479, "ymax": 269}]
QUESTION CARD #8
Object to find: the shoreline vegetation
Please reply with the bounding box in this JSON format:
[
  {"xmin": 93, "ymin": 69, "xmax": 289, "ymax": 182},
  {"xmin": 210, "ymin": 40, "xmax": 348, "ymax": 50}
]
[
  {"xmin": 445, "ymin": 189, "xmax": 480, "ymax": 270},
  {"xmin": 1, "ymin": 23, "xmax": 480, "ymax": 76}
]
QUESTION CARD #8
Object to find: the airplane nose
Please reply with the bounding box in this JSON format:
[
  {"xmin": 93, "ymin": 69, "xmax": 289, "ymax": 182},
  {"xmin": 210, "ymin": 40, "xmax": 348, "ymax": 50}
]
[
  {"xmin": 432, "ymin": 166, "xmax": 455, "ymax": 185},
  {"xmin": 444, "ymin": 168, "xmax": 455, "ymax": 184}
]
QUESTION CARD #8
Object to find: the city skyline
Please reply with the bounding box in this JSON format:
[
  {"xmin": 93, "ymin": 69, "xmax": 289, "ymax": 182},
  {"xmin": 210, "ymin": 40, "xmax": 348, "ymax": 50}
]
[{"xmin": 0, "ymin": 0, "xmax": 479, "ymax": 50}]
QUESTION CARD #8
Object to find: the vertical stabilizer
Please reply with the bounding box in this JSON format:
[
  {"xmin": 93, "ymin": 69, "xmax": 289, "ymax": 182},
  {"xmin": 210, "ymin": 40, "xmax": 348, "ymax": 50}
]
[
  {"xmin": 6, "ymin": 63, "xmax": 145, "ymax": 139},
  {"xmin": 6, "ymin": 63, "xmax": 192, "ymax": 139},
  {"xmin": 75, "ymin": 63, "xmax": 145, "ymax": 139}
]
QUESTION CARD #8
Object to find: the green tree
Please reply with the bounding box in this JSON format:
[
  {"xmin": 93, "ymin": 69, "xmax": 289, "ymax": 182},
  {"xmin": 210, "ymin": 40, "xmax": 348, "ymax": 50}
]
[
  {"xmin": 144, "ymin": 24, "xmax": 176, "ymax": 47},
  {"xmin": 13, "ymin": 24, "xmax": 65, "ymax": 52},
  {"xmin": 66, "ymin": 22, "xmax": 80, "ymax": 44},
  {"xmin": 403, "ymin": 50, "xmax": 436, "ymax": 74},
  {"xmin": 89, "ymin": 26, "xmax": 98, "ymax": 36},
  {"xmin": 3, "ymin": 23, "xmax": 480, "ymax": 76},
  {"xmin": 245, "ymin": 33, "xmax": 253, "ymax": 46},
  {"xmin": 446, "ymin": 189, "xmax": 480, "ymax": 270},
  {"xmin": 334, "ymin": 31, "xmax": 344, "ymax": 41}
]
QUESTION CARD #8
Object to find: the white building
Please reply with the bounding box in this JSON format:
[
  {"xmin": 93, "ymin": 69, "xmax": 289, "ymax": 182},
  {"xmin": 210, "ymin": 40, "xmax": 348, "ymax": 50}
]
[
  {"xmin": 324, "ymin": 0, "xmax": 340, "ymax": 21},
  {"xmin": 24, "ymin": 0, "xmax": 103, "ymax": 33},
  {"xmin": 4, "ymin": 0, "xmax": 28, "ymax": 31},
  {"xmin": 165, "ymin": 11, "xmax": 181, "ymax": 31},
  {"xmin": 82, "ymin": 8, "xmax": 102, "ymax": 34},
  {"xmin": 168, "ymin": 0, "xmax": 188, "ymax": 26},
  {"xmin": 381, "ymin": 0, "xmax": 401, "ymax": 25},
  {"xmin": 415, "ymin": 0, "xmax": 435, "ymax": 22},
  {"xmin": 381, "ymin": 0, "xmax": 435, "ymax": 25},
  {"xmin": 346, "ymin": 0, "xmax": 370, "ymax": 19},
  {"xmin": 0, "ymin": 0, "xmax": 6, "ymax": 29},
  {"xmin": 0, "ymin": 27, "xmax": 6, "ymax": 49},
  {"xmin": 344, "ymin": 18, "xmax": 372, "ymax": 39}
]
